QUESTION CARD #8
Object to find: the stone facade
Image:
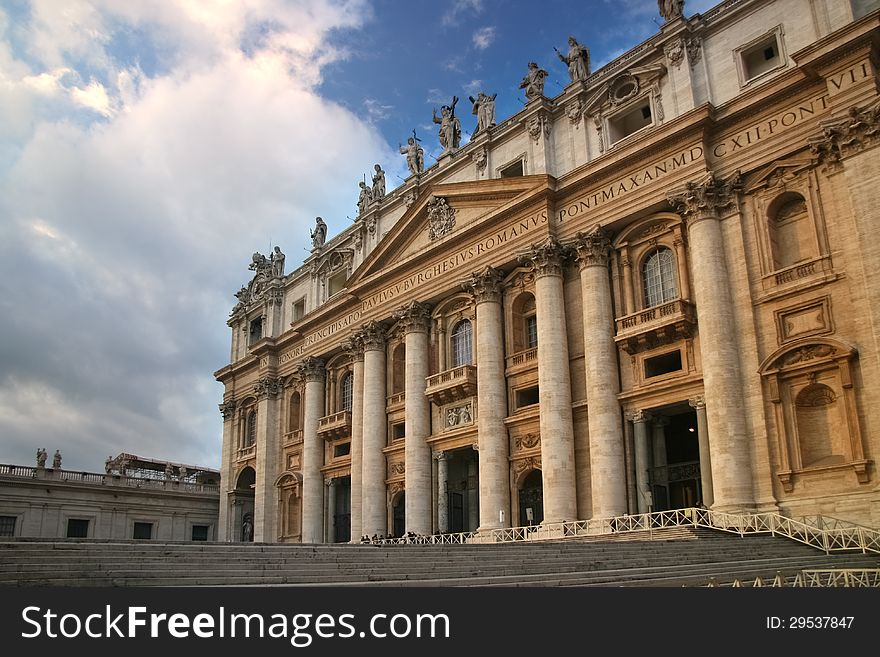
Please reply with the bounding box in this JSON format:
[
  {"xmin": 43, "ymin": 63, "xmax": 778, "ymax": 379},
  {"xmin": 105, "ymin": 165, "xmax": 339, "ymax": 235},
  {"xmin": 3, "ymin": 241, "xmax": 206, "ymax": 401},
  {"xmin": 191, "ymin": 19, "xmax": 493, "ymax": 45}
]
[
  {"xmin": 0, "ymin": 459, "xmax": 220, "ymax": 540},
  {"xmin": 216, "ymin": 0, "xmax": 880, "ymax": 543}
]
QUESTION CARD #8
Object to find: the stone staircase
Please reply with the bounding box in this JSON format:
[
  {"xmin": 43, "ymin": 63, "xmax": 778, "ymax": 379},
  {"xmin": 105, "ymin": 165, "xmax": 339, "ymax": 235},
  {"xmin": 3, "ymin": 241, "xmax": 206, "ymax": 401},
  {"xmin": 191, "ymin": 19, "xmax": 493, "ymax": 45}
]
[{"xmin": 2, "ymin": 527, "xmax": 877, "ymax": 587}]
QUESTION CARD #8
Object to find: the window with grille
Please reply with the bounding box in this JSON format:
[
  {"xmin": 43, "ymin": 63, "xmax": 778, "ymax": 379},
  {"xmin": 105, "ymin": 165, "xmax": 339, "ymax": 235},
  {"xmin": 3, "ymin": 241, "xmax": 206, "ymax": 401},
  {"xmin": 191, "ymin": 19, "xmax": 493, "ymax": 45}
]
[
  {"xmin": 246, "ymin": 410, "xmax": 257, "ymax": 446},
  {"xmin": 0, "ymin": 516, "xmax": 15, "ymax": 537},
  {"xmin": 451, "ymin": 320, "xmax": 473, "ymax": 367},
  {"xmin": 643, "ymin": 248, "xmax": 678, "ymax": 308},
  {"xmin": 526, "ymin": 315, "xmax": 538, "ymax": 349},
  {"xmin": 341, "ymin": 372, "xmax": 353, "ymax": 412}
]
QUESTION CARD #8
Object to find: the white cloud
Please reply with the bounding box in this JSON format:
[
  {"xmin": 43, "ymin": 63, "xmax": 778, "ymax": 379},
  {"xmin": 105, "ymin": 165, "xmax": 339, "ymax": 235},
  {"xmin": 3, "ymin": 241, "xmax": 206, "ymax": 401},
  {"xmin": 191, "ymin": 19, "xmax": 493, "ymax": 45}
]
[
  {"xmin": 472, "ymin": 26, "xmax": 496, "ymax": 50},
  {"xmin": 0, "ymin": 0, "xmax": 390, "ymax": 472},
  {"xmin": 363, "ymin": 97, "xmax": 393, "ymax": 122},
  {"xmin": 442, "ymin": 0, "xmax": 484, "ymax": 27}
]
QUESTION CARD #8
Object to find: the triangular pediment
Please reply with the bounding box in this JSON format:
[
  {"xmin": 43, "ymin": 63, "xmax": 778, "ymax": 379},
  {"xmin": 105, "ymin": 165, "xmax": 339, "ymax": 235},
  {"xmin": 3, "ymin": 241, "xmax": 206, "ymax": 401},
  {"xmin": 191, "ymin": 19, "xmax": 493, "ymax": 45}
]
[
  {"xmin": 347, "ymin": 175, "xmax": 552, "ymax": 287},
  {"xmin": 746, "ymin": 155, "xmax": 815, "ymax": 192}
]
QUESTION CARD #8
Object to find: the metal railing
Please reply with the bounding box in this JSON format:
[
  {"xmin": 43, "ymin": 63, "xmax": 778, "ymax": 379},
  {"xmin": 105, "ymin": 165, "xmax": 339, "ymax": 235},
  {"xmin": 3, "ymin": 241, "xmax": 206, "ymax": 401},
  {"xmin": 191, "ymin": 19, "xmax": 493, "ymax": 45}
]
[
  {"xmin": 710, "ymin": 569, "xmax": 880, "ymax": 587},
  {"xmin": 370, "ymin": 508, "xmax": 880, "ymax": 554}
]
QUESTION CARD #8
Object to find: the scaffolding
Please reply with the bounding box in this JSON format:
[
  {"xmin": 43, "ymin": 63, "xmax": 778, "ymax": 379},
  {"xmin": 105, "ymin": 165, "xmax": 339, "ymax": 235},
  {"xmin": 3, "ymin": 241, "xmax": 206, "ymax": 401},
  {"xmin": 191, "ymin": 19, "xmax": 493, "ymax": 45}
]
[{"xmin": 104, "ymin": 453, "xmax": 219, "ymax": 485}]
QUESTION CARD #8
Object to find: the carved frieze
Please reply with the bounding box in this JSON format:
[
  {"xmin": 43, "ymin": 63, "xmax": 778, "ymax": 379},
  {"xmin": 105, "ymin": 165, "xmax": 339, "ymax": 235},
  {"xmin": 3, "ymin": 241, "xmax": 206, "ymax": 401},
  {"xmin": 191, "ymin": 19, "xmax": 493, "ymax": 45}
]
[
  {"xmin": 519, "ymin": 236, "xmax": 570, "ymax": 278},
  {"xmin": 566, "ymin": 99, "xmax": 584, "ymax": 127},
  {"xmin": 514, "ymin": 433, "xmax": 540, "ymax": 451},
  {"xmin": 254, "ymin": 376, "xmax": 282, "ymax": 398},
  {"xmin": 219, "ymin": 400, "xmax": 237, "ymax": 420},
  {"xmin": 394, "ymin": 301, "xmax": 432, "ymax": 334},
  {"xmin": 463, "ymin": 265, "xmax": 505, "ymax": 304},
  {"xmin": 514, "ymin": 456, "xmax": 541, "ymax": 475},
  {"xmin": 667, "ymin": 171, "xmax": 742, "ymax": 223},
  {"xmin": 665, "ymin": 39, "xmax": 685, "ymax": 68},
  {"xmin": 428, "ymin": 196, "xmax": 456, "ymax": 241},
  {"xmin": 296, "ymin": 356, "xmax": 325, "ymax": 383},
  {"xmin": 444, "ymin": 402, "xmax": 474, "ymax": 428},
  {"xmin": 472, "ymin": 146, "xmax": 487, "ymax": 172},
  {"xmin": 526, "ymin": 113, "xmax": 551, "ymax": 142},
  {"xmin": 572, "ymin": 226, "xmax": 612, "ymax": 269},
  {"xmin": 809, "ymin": 100, "xmax": 880, "ymax": 168}
]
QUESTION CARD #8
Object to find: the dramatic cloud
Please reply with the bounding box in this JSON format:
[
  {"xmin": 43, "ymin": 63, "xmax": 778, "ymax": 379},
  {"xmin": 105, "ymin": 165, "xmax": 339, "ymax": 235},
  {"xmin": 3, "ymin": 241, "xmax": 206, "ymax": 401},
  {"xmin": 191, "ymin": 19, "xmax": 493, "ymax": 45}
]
[
  {"xmin": 472, "ymin": 26, "xmax": 496, "ymax": 50},
  {"xmin": 0, "ymin": 0, "xmax": 392, "ymax": 471}
]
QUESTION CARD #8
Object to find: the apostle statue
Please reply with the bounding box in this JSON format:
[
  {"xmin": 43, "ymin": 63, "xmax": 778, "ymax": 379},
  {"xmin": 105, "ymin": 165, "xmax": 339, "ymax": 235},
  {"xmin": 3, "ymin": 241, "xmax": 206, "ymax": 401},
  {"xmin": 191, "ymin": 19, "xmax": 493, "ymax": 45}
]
[
  {"xmin": 399, "ymin": 132, "xmax": 425, "ymax": 177},
  {"xmin": 555, "ymin": 36, "xmax": 590, "ymax": 83},
  {"xmin": 371, "ymin": 164, "xmax": 386, "ymax": 200},
  {"xmin": 52, "ymin": 449, "xmax": 62, "ymax": 469},
  {"xmin": 271, "ymin": 245, "xmax": 285, "ymax": 277},
  {"xmin": 357, "ymin": 180, "xmax": 373, "ymax": 215},
  {"xmin": 36, "ymin": 448, "xmax": 47, "ymax": 468},
  {"xmin": 658, "ymin": 0, "xmax": 685, "ymax": 22},
  {"xmin": 310, "ymin": 216, "xmax": 327, "ymax": 249},
  {"xmin": 432, "ymin": 96, "xmax": 461, "ymax": 151},
  {"xmin": 469, "ymin": 91, "xmax": 497, "ymax": 133},
  {"xmin": 520, "ymin": 62, "xmax": 548, "ymax": 101}
]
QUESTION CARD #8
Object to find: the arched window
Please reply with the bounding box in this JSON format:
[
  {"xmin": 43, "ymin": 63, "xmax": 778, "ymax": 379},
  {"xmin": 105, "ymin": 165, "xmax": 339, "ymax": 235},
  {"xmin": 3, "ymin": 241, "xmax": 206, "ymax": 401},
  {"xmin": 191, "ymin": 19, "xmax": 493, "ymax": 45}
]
[
  {"xmin": 341, "ymin": 371, "xmax": 353, "ymax": 412},
  {"xmin": 451, "ymin": 320, "xmax": 473, "ymax": 367},
  {"xmin": 245, "ymin": 410, "xmax": 257, "ymax": 446},
  {"xmin": 643, "ymin": 247, "xmax": 678, "ymax": 308},
  {"xmin": 392, "ymin": 343, "xmax": 406, "ymax": 394}
]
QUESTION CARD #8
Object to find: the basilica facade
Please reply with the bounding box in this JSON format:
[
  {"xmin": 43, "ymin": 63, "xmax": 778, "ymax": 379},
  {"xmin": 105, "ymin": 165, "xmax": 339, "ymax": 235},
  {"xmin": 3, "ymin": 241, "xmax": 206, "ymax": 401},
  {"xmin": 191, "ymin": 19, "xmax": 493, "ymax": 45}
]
[{"xmin": 216, "ymin": 0, "xmax": 880, "ymax": 543}]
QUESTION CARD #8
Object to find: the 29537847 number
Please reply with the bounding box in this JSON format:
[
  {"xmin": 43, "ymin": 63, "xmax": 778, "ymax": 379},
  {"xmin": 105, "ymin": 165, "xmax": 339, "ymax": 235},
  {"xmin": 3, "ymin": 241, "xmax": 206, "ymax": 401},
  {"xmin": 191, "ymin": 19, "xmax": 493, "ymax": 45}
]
[{"xmin": 766, "ymin": 616, "xmax": 854, "ymax": 629}]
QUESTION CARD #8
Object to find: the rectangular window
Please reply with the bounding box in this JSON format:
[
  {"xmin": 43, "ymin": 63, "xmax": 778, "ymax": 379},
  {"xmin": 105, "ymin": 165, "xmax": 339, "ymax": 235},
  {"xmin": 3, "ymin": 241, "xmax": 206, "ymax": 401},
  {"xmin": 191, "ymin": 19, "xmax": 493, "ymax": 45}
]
[
  {"xmin": 66, "ymin": 518, "xmax": 89, "ymax": 538},
  {"xmin": 133, "ymin": 522, "xmax": 153, "ymax": 540},
  {"xmin": 644, "ymin": 350, "xmax": 683, "ymax": 379},
  {"xmin": 526, "ymin": 315, "xmax": 538, "ymax": 349},
  {"xmin": 392, "ymin": 423, "xmax": 406, "ymax": 441},
  {"xmin": 334, "ymin": 442, "xmax": 351, "ymax": 458},
  {"xmin": 739, "ymin": 31, "xmax": 784, "ymax": 83},
  {"xmin": 328, "ymin": 270, "xmax": 347, "ymax": 297},
  {"xmin": 608, "ymin": 100, "xmax": 653, "ymax": 144},
  {"xmin": 500, "ymin": 160, "xmax": 524, "ymax": 177},
  {"xmin": 516, "ymin": 386, "xmax": 540, "ymax": 409},
  {"xmin": 191, "ymin": 525, "xmax": 209, "ymax": 541},
  {"xmin": 292, "ymin": 299, "xmax": 305, "ymax": 322},
  {"xmin": 0, "ymin": 516, "xmax": 16, "ymax": 537},
  {"xmin": 248, "ymin": 317, "xmax": 263, "ymax": 345}
]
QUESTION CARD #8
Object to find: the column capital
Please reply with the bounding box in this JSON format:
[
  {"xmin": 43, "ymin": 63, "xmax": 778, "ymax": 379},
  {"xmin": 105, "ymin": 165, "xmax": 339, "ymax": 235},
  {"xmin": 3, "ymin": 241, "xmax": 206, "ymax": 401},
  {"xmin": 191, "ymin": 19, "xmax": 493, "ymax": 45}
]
[
  {"xmin": 688, "ymin": 395, "xmax": 706, "ymax": 410},
  {"xmin": 626, "ymin": 409, "xmax": 652, "ymax": 424},
  {"xmin": 296, "ymin": 356, "xmax": 325, "ymax": 383},
  {"xmin": 357, "ymin": 320, "xmax": 386, "ymax": 351},
  {"xmin": 339, "ymin": 335, "xmax": 364, "ymax": 362},
  {"xmin": 462, "ymin": 265, "xmax": 504, "ymax": 304},
  {"xmin": 571, "ymin": 226, "xmax": 612, "ymax": 269},
  {"xmin": 518, "ymin": 235, "xmax": 570, "ymax": 278},
  {"xmin": 393, "ymin": 300, "xmax": 432, "ymax": 334},
  {"xmin": 667, "ymin": 170, "xmax": 741, "ymax": 224},
  {"xmin": 253, "ymin": 376, "xmax": 282, "ymax": 399},
  {"xmin": 433, "ymin": 451, "xmax": 447, "ymax": 461},
  {"xmin": 808, "ymin": 100, "xmax": 880, "ymax": 166},
  {"xmin": 219, "ymin": 400, "xmax": 237, "ymax": 420}
]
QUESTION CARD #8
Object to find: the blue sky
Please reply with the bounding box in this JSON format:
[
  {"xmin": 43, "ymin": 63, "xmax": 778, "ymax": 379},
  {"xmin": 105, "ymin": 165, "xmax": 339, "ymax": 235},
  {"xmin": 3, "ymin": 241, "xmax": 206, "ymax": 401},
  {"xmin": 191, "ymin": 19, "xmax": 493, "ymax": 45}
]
[{"xmin": 0, "ymin": 0, "xmax": 716, "ymax": 472}]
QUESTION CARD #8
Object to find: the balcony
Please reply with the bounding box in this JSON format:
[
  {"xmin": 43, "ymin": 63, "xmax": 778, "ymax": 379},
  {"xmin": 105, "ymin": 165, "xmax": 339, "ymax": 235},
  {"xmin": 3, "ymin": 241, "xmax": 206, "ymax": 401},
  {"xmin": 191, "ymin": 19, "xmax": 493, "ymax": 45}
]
[
  {"xmin": 425, "ymin": 365, "xmax": 477, "ymax": 405},
  {"xmin": 283, "ymin": 429, "xmax": 303, "ymax": 445},
  {"xmin": 615, "ymin": 299, "xmax": 697, "ymax": 355},
  {"xmin": 506, "ymin": 347, "xmax": 537, "ymax": 374},
  {"xmin": 318, "ymin": 410, "xmax": 352, "ymax": 441},
  {"xmin": 236, "ymin": 444, "xmax": 256, "ymax": 460},
  {"xmin": 386, "ymin": 392, "xmax": 405, "ymax": 412}
]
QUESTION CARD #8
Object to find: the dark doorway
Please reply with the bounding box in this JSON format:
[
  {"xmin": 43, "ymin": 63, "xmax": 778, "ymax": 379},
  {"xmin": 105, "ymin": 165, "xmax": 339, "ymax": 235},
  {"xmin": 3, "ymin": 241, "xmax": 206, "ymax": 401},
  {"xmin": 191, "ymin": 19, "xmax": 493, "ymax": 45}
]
[
  {"xmin": 519, "ymin": 470, "xmax": 544, "ymax": 526},
  {"xmin": 450, "ymin": 492, "xmax": 465, "ymax": 533},
  {"xmin": 649, "ymin": 408, "xmax": 702, "ymax": 511},
  {"xmin": 392, "ymin": 493, "xmax": 405, "ymax": 538},
  {"xmin": 333, "ymin": 477, "xmax": 351, "ymax": 543}
]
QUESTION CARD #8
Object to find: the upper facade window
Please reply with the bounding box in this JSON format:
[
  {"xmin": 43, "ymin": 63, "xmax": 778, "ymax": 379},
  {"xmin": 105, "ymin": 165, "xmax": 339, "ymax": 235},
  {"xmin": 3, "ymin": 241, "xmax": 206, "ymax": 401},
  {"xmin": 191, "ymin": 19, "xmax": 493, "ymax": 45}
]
[
  {"xmin": 451, "ymin": 320, "xmax": 473, "ymax": 367},
  {"xmin": 246, "ymin": 410, "xmax": 257, "ymax": 447},
  {"xmin": 737, "ymin": 27, "xmax": 786, "ymax": 86},
  {"xmin": 643, "ymin": 247, "xmax": 678, "ymax": 308},
  {"xmin": 608, "ymin": 100, "xmax": 653, "ymax": 145},
  {"xmin": 341, "ymin": 371, "xmax": 353, "ymax": 412}
]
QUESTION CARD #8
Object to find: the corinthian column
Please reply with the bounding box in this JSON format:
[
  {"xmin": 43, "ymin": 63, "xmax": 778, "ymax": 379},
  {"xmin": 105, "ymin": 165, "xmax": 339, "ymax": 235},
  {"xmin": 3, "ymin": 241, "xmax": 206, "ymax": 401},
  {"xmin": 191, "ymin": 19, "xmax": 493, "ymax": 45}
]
[
  {"xmin": 519, "ymin": 238, "xmax": 577, "ymax": 523},
  {"xmin": 359, "ymin": 321, "xmax": 388, "ymax": 536},
  {"xmin": 463, "ymin": 266, "xmax": 510, "ymax": 530},
  {"xmin": 668, "ymin": 172, "xmax": 753, "ymax": 510},
  {"xmin": 394, "ymin": 301, "xmax": 433, "ymax": 535},
  {"xmin": 253, "ymin": 376, "xmax": 282, "ymax": 542},
  {"xmin": 218, "ymin": 400, "xmax": 237, "ymax": 542},
  {"xmin": 298, "ymin": 357, "xmax": 325, "ymax": 543},
  {"xmin": 572, "ymin": 227, "xmax": 627, "ymax": 518},
  {"xmin": 341, "ymin": 337, "xmax": 364, "ymax": 542}
]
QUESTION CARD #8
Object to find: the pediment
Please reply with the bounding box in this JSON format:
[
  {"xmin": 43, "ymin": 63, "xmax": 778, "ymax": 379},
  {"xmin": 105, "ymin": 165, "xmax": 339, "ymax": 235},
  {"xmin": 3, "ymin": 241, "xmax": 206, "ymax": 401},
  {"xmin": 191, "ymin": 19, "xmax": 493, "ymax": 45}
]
[
  {"xmin": 347, "ymin": 175, "xmax": 551, "ymax": 286},
  {"xmin": 745, "ymin": 156, "xmax": 815, "ymax": 192}
]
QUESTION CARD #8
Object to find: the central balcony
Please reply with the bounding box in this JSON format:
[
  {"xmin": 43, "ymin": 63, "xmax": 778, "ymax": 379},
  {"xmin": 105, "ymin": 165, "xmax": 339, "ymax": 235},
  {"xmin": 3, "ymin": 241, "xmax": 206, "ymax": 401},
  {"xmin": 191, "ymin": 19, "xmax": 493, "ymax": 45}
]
[
  {"xmin": 318, "ymin": 410, "xmax": 352, "ymax": 441},
  {"xmin": 425, "ymin": 365, "xmax": 477, "ymax": 405},
  {"xmin": 615, "ymin": 299, "xmax": 697, "ymax": 354}
]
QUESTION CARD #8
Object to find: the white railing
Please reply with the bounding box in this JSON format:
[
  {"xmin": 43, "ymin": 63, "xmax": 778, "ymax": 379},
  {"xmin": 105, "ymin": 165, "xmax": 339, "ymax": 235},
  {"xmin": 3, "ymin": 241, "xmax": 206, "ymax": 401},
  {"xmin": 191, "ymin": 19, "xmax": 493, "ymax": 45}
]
[
  {"xmin": 369, "ymin": 508, "xmax": 880, "ymax": 554},
  {"xmin": 0, "ymin": 464, "xmax": 219, "ymax": 494},
  {"xmin": 711, "ymin": 569, "xmax": 880, "ymax": 588}
]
